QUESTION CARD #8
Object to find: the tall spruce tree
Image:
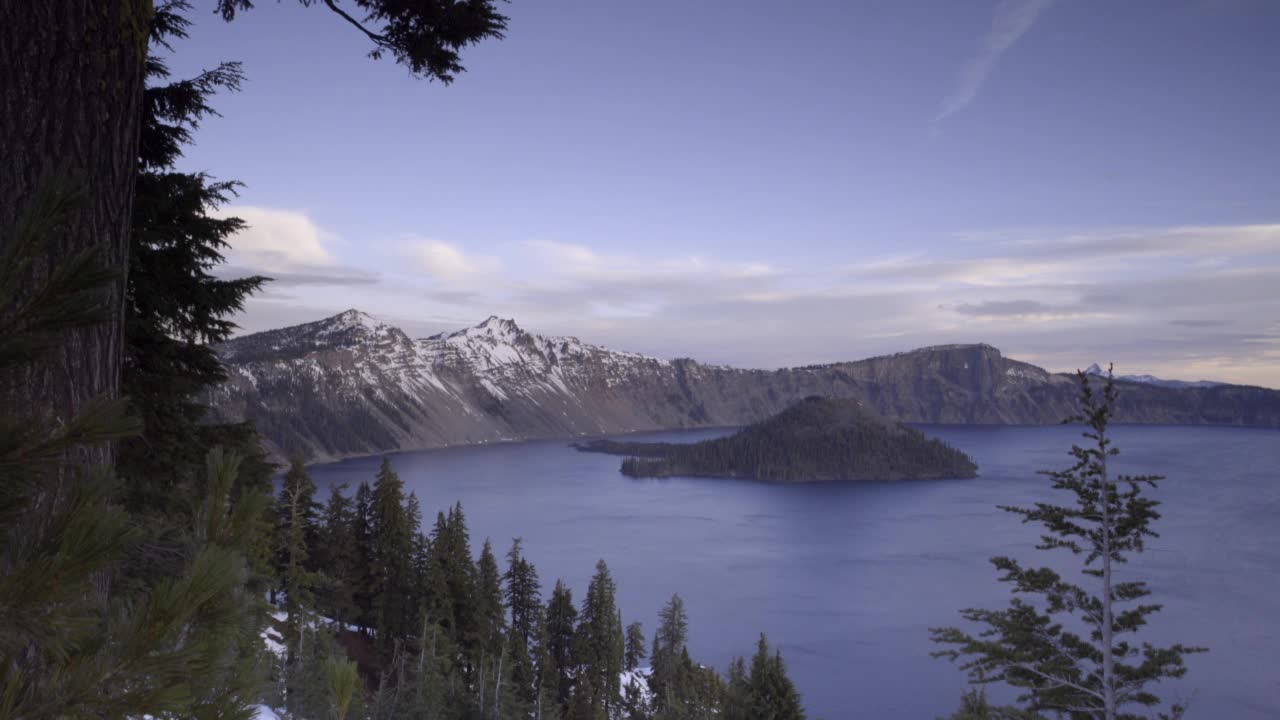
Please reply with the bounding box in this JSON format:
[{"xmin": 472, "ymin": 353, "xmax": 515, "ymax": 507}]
[
  {"xmin": 352, "ymin": 480, "xmax": 376, "ymax": 633},
  {"xmin": 625, "ymin": 622, "xmax": 647, "ymax": 672},
  {"xmin": 370, "ymin": 458, "xmax": 416, "ymax": 647},
  {"xmin": 318, "ymin": 482, "xmax": 358, "ymax": 625},
  {"xmin": 546, "ymin": 580, "xmax": 580, "ymax": 711},
  {"xmin": 577, "ymin": 560, "xmax": 625, "ymax": 716},
  {"xmin": 931, "ymin": 370, "xmax": 1204, "ymax": 720},
  {"xmin": 739, "ymin": 634, "xmax": 805, "ymax": 720},
  {"xmin": 119, "ymin": 0, "xmax": 270, "ymax": 519},
  {"xmin": 274, "ymin": 458, "xmax": 322, "ymax": 599}
]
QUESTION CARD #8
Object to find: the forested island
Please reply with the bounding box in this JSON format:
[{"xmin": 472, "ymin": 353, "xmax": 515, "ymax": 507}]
[{"xmin": 576, "ymin": 396, "xmax": 979, "ymax": 482}]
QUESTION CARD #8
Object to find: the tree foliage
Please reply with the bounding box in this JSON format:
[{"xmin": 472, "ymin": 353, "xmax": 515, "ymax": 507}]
[{"xmin": 931, "ymin": 371, "xmax": 1204, "ymax": 720}]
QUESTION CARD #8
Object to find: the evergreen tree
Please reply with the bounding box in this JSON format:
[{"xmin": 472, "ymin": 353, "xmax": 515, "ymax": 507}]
[
  {"xmin": 506, "ymin": 538, "xmax": 543, "ymax": 714},
  {"xmin": 476, "ymin": 538, "xmax": 509, "ymax": 715},
  {"xmin": 931, "ymin": 370, "xmax": 1204, "ymax": 720},
  {"xmin": 318, "ymin": 482, "xmax": 358, "ymax": 624},
  {"xmin": 625, "ymin": 622, "xmax": 648, "ymax": 672},
  {"xmin": 940, "ymin": 689, "xmax": 1045, "ymax": 720},
  {"xmin": 273, "ymin": 457, "xmax": 322, "ymax": 600},
  {"xmin": 0, "ymin": 184, "xmax": 268, "ymax": 718},
  {"xmin": 533, "ymin": 610, "xmax": 564, "ymax": 720},
  {"xmin": 119, "ymin": 1, "xmax": 270, "ymax": 521},
  {"xmin": 352, "ymin": 480, "xmax": 377, "ymax": 633},
  {"xmin": 576, "ymin": 560, "xmax": 625, "ymax": 716},
  {"xmin": 370, "ymin": 458, "xmax": 416, "ymax": 646},
  {"xmin": 649, "ymin": 594, "xmax": 690, "ymax": 713},
  {"xmin": 546, "ymin": 580, "xmax": 580, "ymax": 711},
  {"xmin": 741, "ymin": 635, "xmax": 804, "ymax": 720}
]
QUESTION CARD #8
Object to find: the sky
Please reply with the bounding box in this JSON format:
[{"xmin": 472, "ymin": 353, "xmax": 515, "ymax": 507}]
[{"xmin": 166, "ymin": 0, "xmax": 1280, "ymax": 387}]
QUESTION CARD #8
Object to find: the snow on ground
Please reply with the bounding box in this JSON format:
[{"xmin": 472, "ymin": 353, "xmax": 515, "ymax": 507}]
[{"xmin": 250, "ymin": 705, "xmax": 282, "ymax": 720}]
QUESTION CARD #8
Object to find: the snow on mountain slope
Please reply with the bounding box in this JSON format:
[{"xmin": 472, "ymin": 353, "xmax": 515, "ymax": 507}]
[
  {"xmin": 1084, "ymin": 363, "xmax": 1226, "ymax": 389},
  {"xmin": 208, "ymin": 312, "xmax": 1280, "ymax": 463}
]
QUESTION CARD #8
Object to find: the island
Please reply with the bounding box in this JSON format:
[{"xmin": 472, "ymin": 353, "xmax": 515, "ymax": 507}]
[{"xmin": 574, "ymin": 396, "xmax": 979, "ymax": 482}]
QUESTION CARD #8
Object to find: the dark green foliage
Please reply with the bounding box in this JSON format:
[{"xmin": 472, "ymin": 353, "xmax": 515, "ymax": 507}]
[
  {"xmin": 575, "ymin": 560, "xmax": 625, "ymax": 716},
  {"xmin": 213, "ymin": 0, "xmax": 508, "ymax": 84},
  {"xmin": 579, "ymin": 396, "xmax": 977, "ymax": 482},
  {"xmin": 931, "ymin": 371, "xmax": 1204, "ymax": 720},
  {"xmin": 370, "ymin": 458, "xmax": 418, "ymax": 647},
  {"xmin": 625, "ymin": 621, "xmax": 647, "ymax": 672},
  {"xmin": 0, "ymin": 181, "xmax": 268, "ymax": 719},
  {"xmin": 317, "ymin": 482, "xmax": 359, "ymax": 624},
  {"xmin": 722, "ymin": 635, "xmax": 804, "ymax": 720},
  {"xmin": 120, "ymin": 0, "xmax": 270, "ymax": 520},
  {"xmin": 545, "ymin": 580, "xmax": 580, "ymax": 710}
]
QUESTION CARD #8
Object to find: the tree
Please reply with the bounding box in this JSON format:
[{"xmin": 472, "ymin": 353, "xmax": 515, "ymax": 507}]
[
  {"xmin": 931, "ymin": 370, "xmax": 1204, "ymax": 720},
  {"xmin": 352, "ymin": 479, "xmax": 377, "ymax": 633},
  {"xmin": 274, "ymin": 458, "xmax": 322, "ymax": 594},
  {"xmin": 545, "ymin": 580, "xmax": 579, "ymax": 711},
  {"xmin": 119, "ymin": 0, "xmax": 270, "ymax": 516},
  {"xmin": 0, "ymin": 181, "xmax": 269, "ymax": 719},
  {"xmin": 576, "ymin": 560, "xmax": 624, "ymax": 716},
  {"xmin": 625, "ymin": 622, "xmax": 647, "ymax": 672},
  {"xmin": 649, "ymin": 594, "xmax": 690, "ymax": 716},
  {"xmin": 0, "ymin": 0, "xmax": 509, "ymax": 464},
  {"xmin": 318, "ymin": 482, "xmax": 359, "ymax": 624},
  {"xmin": 370, "ymin": 457, "xmax": 416, "ymax": 646},
  {"xmin": 741, "ymin": 634, "xmax": 804, "ymax": 720}
]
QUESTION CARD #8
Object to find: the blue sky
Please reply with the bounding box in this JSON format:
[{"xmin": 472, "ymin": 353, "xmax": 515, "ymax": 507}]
[{"xmin": 168, "ymin": 0, "xmax": 1280, "ymax": 386}]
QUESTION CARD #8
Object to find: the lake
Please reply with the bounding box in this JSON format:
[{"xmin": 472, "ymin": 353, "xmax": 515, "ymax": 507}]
[{"xmin": 308, "ymin": 424, "xmax": 1280, "ymax": 719}]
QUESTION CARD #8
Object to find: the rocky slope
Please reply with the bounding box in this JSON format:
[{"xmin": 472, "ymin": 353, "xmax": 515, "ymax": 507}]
[{"xmin": 208, "ymin": 310, "xmax": 1280, "ymax": 462}]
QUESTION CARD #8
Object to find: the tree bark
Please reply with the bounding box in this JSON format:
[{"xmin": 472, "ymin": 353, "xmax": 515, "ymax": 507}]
[{"xmin": 0, "ymin": 0, "xmax": 151, "ymax": 461}]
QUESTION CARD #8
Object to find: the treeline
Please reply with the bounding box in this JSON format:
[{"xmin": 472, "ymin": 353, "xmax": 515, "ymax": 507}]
[
  {"xmin": 579, "ymin": 397, "xmax": 978, "ymax": 482},
  {"xmin": 268, "ymin": 457, "xmax": 807, "ymax": 720}
]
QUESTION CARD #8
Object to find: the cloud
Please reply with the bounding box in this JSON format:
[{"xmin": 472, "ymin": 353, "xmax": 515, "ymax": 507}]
[
  {"xmin": 936, "ymin": 0, "xmax": 1055, "ymax": 123},
  {"xmin": 954, "ymin": 299, "xmax": 1056, "ymax": 316},
  {"xmin": 216, "ymin": 206, "xmax": 339, "ymax": 271},
  {"xmin": 405, "ymin": 239, "xmax": 502, "ymax": 282}
]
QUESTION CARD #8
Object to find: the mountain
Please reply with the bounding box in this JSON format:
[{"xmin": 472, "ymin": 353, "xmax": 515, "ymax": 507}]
[
  {"xmin": 574, "ymin": 396, "xmax": 979, "ymax": 482},
  {"xmin": 1084, "ymin": 363, "xmax": 1226, "ymax": 389},
  {"xmin": 208, "ymin": 311, "xmax": 1280, "ymax": 463}
]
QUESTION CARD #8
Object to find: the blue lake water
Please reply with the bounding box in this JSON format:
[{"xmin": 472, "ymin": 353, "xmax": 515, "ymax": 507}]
[{"xmin": 308, "ymin": 424, "xmax": 1280, "ymax": 719}]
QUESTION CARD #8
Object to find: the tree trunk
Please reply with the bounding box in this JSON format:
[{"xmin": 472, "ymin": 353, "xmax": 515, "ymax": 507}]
[
  {"xmin": 1100, "ymin": 449, "xmax": 1116, "ymax": 720},
  {"xmin": 0, "ymin": 0, "xmax": 150, "ymax": 458}
]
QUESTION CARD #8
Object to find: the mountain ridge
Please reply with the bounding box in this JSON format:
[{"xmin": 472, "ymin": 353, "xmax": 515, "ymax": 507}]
[{"xmin": 208, "ymin": 311, "xmax": 1280, "ymax": 463}]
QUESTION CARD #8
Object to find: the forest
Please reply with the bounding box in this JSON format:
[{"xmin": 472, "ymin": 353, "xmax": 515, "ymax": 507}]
[
  {"xmin": 576, "ymin": 397, "xmax": 978, "ymax": 482},
  {"xmin": 263, "ymin": 457, "xmax": 805, "ymax": 720}
]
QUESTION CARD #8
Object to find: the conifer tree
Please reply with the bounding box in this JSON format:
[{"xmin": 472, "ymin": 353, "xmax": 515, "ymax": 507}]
[
  {"xmin": 370, "ymin": 458, "xmax": 416, "ymax": 647},
  {"xmin": 546, "ymin": 580, "xmax": 580, "ymax": 711},
  {"xmin": 0, "ymin": 183, "xmax": 268, "ymax": 719},
  {"xmin": 649, "ymin": 593, "xmax": 690, "ymax": 712},
  {"xmin": 625, "ymin": 622, "xmax": 648, "ymax": 672},
  {"xmin": 931, "ymin": 370, "xmax": 1204, "ymax": 720},
  {"xmin": 576, "ymin": 560, "xmax": 625, "ymax": 716},
  {"xmin": 119, "ymin": 1, "xmax": 270, "ymax": 520},
  {"xmin": 274, "ymin": 457, "xmax": 322, "ymax": 599},
  {"xmin": 740, "ymin": 634, "xmax": 804, "ymax": 720},
  {"xmin": 318, "ymin": 482, "xmax": 358, "ymax": 625},
  {"xmin": 352, "ymin": 480, "xmax": 376, "ymax": 633}
]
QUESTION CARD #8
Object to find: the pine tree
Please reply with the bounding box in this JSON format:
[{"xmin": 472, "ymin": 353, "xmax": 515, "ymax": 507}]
[
  {"xmin": 370, "ymin": 458, "xmax": 416, "ymax": 647},
  {"xmin": 649, "ymin": 593, "xmax": 690, "ymax": 714},
  {"xmin": 119, "ymin": 1, "xmax": 269, "ymax": 521},
  {"xmin": 931, "ymin": 370, "xmax": 1204, "ymax": 720},
  {"xmin": 625, "ymin": 622, "xmax": 648, "ymax": 672},
  {"xmin": 318, "ymin": 482, "xmax": 358, "ymax": 625},
  {"xmin": 576, "ymin": 560, "xmax": 625, "ymax": 716},
  {"xmin": 274, "ymin": 457, "xmax": 322, "ymax": 601},
  {"xmin": 352, "ymin": 480, "xmax": 377, "ymax": 633},
  {"xmin": 506, "ymin": 538, "xmax": 543, "ymax": 714},
  {"xmin": 0, "ymin": 180, "xmax": 268, "ymax": 719},
  {"xmin": 546, "ymin": 580, "xmax": 580, "ymax": 711},
  {"xmin": 742, "ymin": 634, "xmax": 804, "ymax": 720}
]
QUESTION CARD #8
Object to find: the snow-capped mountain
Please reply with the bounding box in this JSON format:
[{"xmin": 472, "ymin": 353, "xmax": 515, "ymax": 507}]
[
  {"xmin": 208, "ymin": 311, "xmax": 1280, "ymax": 462},
  {"xmin": 1083, "ymin": 363, "xmax": 1226, "ymax": 389}
]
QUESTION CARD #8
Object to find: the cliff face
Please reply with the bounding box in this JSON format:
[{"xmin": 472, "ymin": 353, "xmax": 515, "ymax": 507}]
[{"xmin": 208, "ymin": 311, "xmax": 1280, "ymax": 463}]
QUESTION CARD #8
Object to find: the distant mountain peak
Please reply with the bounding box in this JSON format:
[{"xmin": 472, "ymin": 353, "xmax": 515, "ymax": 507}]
[{"xmin": 1085, "ymin": 363, "xmax": 1104, "ymax": 375}]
